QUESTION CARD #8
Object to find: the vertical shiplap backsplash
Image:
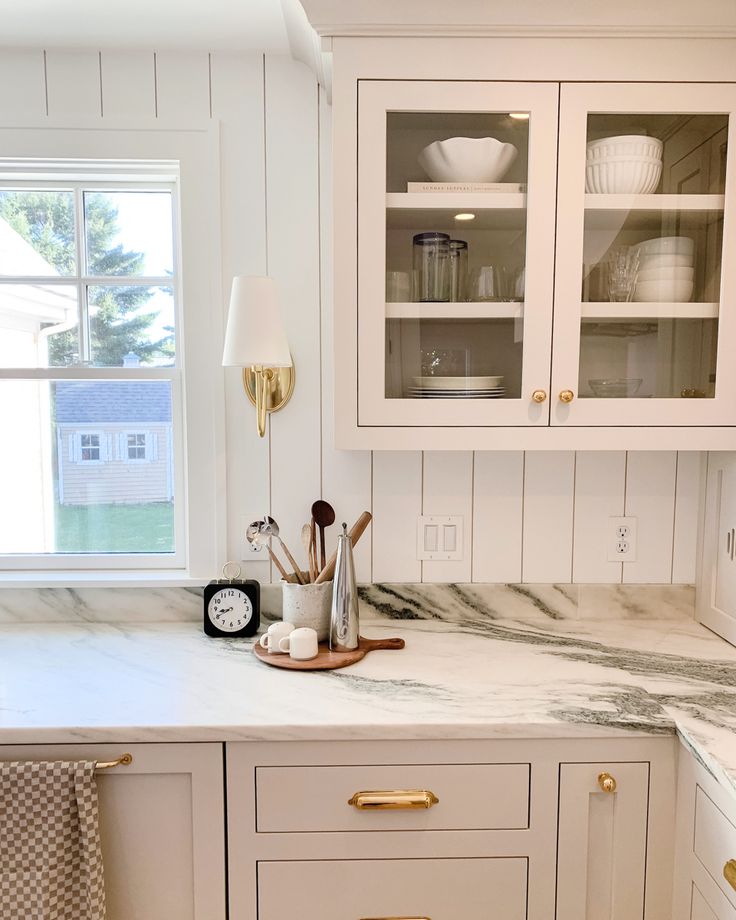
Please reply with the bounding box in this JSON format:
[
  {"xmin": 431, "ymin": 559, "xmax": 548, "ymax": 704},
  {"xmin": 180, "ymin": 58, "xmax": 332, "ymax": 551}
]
[{"xmin": 0, "ymin": 49, "xmax": 704, "ymax": 586}]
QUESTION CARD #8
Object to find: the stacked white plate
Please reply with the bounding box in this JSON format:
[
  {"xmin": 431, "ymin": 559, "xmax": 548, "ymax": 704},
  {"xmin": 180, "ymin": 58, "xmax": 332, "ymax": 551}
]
[
  {"xmin": 632, "ymin": 237, "xmax": 695, "ymax": 302},
  {"xmin": 409, "ymin": 375, "xmax": 505, "ymax": 399},
  {"xmin": 585, "ymin": 134, "xmax": 663, "ymax": 194}
]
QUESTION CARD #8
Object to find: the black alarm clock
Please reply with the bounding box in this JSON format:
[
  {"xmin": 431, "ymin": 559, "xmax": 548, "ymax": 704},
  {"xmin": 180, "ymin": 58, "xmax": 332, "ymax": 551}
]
[{"xmin": 203, "ymin": 562, "xmax": 260, "ymax": 638}]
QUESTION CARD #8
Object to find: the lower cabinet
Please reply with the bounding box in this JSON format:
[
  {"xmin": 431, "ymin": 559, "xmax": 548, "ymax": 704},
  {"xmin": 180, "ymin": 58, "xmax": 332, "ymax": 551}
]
[
  {"xmin": 674, "ymin": 745, "xmax": 736, "ymax": 920},
  {"xmin": 258, "ymin": 858, "xmax": 527, "ymax": 920},
  {"xmin": 226, "ymin": 737, "xmax": 676, "ymax": 920},
  {"xmin": 557, "ymin": 762, "xmax": 649, "ymax": 920},
  {"xmin": 0, "ymin": 742, "xmax": 226, "ymax": 920}
]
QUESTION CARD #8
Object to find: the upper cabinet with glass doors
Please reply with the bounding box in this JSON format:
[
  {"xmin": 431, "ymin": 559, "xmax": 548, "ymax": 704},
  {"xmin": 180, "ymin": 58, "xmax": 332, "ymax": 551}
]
[
  {"xmin": 337, "ymin": 77, "xmax": 736, "ymax": 448},
  {"xmin": 553, "ymin": 83, "xmax": 735, "ymax": 428},
  {"xmin": 356, "ymin": 81, "xmax": 559, "ymax": 429}
]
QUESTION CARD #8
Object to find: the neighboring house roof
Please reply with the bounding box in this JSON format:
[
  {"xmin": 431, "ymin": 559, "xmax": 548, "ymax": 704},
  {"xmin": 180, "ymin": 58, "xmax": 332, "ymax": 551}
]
[
  {"xmin": 56, "ymin": 381, "xmax": 172, "ymax": 424},
  {"xmin": 0, "ymin": 217, "xmax": 75, "ymax": 323}
]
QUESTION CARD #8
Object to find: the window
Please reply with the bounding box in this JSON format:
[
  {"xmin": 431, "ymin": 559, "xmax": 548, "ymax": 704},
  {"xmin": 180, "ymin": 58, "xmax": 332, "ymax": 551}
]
[
  {"xmin": 127, "ymin": 433, "xmax": 147, "ymax": 461},
  {"xmin": 80, "ymin": 433, "xmax": 102, "ymax": 462},
  {"xmin": 0, "ymin": 160, "xmax": 187, "ymax": 568}
]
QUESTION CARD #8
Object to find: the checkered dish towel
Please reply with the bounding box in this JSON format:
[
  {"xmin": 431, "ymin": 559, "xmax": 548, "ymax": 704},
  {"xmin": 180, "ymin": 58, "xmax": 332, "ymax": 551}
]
[{"xmin": 0, "ymin": 760, "xmax": 106, "ymax": 919}]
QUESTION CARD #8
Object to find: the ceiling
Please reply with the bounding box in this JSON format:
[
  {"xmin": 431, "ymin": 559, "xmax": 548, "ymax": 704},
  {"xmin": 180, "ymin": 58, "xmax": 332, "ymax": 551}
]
[{"xmin": 0, "ymin": 0, "xmax": 291, "ymax": 52}]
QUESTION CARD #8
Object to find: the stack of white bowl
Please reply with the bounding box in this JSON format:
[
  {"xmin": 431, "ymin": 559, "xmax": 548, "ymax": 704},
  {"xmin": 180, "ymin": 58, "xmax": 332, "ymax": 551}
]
[
  {"xmin": 586, "ymin": 135, "xmax": 663, "ymax": 194},
  {"xmin": 633, "ymin": 237, "xmax": 695, "ymax": 302}
]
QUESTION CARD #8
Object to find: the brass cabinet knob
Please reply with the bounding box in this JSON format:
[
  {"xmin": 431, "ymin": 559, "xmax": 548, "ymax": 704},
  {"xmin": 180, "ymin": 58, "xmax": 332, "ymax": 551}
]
[
  {"xmin": 348, "ymin": 789, "xmax": 439, "ymax": 810},
  {"xmin": 724, "ymin": 859, "xmax": 736, "ymax": 892},
  {"xmin": 598, "ymin": 772, "xmax": 617, "ymax": 794},
  {"xmin": 559, "ymin": 389, "xmax": 574, "ymax": 404},
  {"xmin": 531, "ymin": 390, "xmax": 547, "ymax": 403}
]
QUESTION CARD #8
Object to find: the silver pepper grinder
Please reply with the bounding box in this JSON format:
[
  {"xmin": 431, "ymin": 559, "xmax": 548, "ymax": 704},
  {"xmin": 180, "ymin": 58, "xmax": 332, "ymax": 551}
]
[{"xmin": 329, "ymin": 522, "xmax": 360, "ymax": 651}]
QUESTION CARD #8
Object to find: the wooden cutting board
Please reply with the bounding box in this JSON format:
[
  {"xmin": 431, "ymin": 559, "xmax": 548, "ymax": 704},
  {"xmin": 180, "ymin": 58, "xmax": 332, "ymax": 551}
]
[{"xmin": 253, "ymin": 636, "xmax": 405, "ymax": 671}]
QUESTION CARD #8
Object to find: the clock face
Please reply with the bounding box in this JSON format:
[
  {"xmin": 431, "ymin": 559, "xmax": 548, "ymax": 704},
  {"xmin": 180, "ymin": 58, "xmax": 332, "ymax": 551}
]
[{"xmin": 207, "ymin": 587, "xmax": 254, "ymax": 633}]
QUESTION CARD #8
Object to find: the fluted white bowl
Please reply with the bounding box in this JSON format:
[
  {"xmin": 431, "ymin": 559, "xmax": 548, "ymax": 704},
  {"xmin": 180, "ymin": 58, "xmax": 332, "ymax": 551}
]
[
  {"xmin": 418, "ymin": 137, "xmax": 518, "ymax": 183},
  {"xmin": 634, "ymin": 279, "xmax": 693, "ymax": 302},
  {"xmin": 587, "ymin": 135, "xmax": 664, "ymax": 160},
  {"xmin": 585, "ymin": 157, "xmax": 662, "ymax": 194},
  {"xmin": 636, "ymin": 236, "xmax": 695, "ymax": 258},
  {"xmin": 637, "ymin": 266, "xmax": 695, "ymax": 283},
  {"xmin": 638, "ymin": 252, "xmax": 693, "ymax": 270}
]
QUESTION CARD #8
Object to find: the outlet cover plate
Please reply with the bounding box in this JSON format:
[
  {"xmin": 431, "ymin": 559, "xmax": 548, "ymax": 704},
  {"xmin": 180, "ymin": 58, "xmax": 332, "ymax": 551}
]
[
  {"xmin": 417, "ymin": 515, "xmax": 463, "ymax": 561},
  {"xmin": 607, "ymin": 516, "xmax": 638, "ymax": 563}
]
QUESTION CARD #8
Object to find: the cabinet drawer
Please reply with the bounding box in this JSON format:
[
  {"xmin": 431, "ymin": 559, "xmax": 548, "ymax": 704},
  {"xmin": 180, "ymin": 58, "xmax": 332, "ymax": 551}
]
[
  {"xmin": 258, "ymin": 858, "xmax": 527, "ymax": 920},
  {"xmin": 255, "ymin": 763, "xmax": 529, "ymax": 832},
  {"xmin": 695, "ymin": 788, "xmax": 736, "ymax": 911}
]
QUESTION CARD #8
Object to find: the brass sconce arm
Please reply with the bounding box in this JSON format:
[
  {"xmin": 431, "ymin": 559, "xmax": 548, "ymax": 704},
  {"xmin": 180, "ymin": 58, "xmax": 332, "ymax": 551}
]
[{"xmin": 243, "ymin": 361, "xmax": 295, "ymax": 438}]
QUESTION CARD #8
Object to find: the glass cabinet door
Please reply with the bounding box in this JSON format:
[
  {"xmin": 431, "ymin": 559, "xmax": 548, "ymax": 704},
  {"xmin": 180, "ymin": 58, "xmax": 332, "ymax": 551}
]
[
  {"xmin": 357, "ymin": 81, "xmax": 558, "ymax": 427},
  {"xmin": 553, "ymin": 83, "xmax": 736, "ymax": 427}
]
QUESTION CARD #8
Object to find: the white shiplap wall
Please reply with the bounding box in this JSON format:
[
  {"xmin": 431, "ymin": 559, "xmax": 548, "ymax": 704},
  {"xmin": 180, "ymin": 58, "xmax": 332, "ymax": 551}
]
[{"xmin": 0, "ymin": 49, "xmax": 703, "ymax": 586}]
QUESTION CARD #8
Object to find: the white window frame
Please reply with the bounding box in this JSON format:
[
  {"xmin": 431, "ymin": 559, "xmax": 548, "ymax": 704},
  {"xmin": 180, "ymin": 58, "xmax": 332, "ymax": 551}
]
[
  {"xmin": 0, "ymin": 125, "xmax": 223, "ymax": 582},
  {"xmin": 126, "ymin": 431, "xmax": 148, "ymax": 462},
  {"xmin": 77, "ymin": 431, "xmax": 104, "ymax": 464}
]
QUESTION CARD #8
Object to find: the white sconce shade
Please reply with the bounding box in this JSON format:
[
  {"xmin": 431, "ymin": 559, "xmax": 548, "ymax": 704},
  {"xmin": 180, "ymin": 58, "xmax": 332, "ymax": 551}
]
[{"xmin": 222, "ymin": 275, "xmax": 292, "ymax": 368}]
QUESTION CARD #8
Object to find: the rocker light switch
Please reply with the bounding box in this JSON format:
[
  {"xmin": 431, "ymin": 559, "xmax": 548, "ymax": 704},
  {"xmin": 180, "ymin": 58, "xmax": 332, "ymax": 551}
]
[{"xmin": 417, "ymin": 515, "xmax": 463, "ymax": 561}]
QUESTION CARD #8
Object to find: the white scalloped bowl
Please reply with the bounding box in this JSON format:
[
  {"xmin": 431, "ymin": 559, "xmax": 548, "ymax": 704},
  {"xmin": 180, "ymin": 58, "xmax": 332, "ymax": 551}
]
[
  {"xmin": 637, "ymin": 266, "xmax": 695, "ymax": 283},
  {"xmin": 418, "ymin": 137, "xmax": 518, "ymax": 183},
  {"xmin": 634, "ymin": 279, "xmax": 694, "ymax": 302}
]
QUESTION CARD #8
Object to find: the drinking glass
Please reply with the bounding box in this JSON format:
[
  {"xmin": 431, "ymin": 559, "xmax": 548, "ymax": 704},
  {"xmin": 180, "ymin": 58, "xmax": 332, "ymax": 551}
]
[{"xmin": 607, "ymin": 246, "xmax": 639, "ymax": 302}]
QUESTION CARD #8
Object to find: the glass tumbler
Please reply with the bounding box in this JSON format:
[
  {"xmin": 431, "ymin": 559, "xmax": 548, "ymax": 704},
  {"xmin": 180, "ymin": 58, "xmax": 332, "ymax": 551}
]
[
  {"xmin": 448, "ymin": 240, "xmax": 468, "ymax": 302},
  {"xmin": 413, "ymin": 232, "xmax": 450, "ymax": 302}
]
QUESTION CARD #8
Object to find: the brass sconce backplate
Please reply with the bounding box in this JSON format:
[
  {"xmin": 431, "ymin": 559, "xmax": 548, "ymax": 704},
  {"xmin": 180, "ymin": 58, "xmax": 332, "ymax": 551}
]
[{"xmin": 242, "ymin": 364, "xmax": 295, "ymax": 415}]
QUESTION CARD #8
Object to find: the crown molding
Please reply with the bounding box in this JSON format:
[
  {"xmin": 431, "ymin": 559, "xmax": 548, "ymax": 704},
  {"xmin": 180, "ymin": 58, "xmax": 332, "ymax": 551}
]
[{"xmin": 307, "ymin": 22, "xmax": 736, "ymax": 40}]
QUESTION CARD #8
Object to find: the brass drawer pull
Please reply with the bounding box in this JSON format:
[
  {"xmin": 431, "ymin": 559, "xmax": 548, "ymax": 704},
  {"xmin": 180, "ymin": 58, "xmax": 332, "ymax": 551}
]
[
  {"xmin": 559, "ymin": 389, "xmax": 574, "ymax": 403},
  {"xmin": 348, "ymin": 789, "xmax": 439, "ymax": 810},
  {"xmin": 598, "ymin": 772, "xmax": 617, "ymax": 793},
  {"xmin": 724, "ymin": 859, "xmax": 736, "ymax": 892},
  {"xmin": 531, "ymin": 389, "xmax": 547, "ymax": 403}
]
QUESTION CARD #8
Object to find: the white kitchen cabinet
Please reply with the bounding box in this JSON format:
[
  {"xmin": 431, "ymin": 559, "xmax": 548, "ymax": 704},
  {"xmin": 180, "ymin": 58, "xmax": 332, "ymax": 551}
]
[
  {"xmin": 556, "ymin": 762, "xmax": 649, "ymax": 920},
  {"xmin": 226, "ymin": 737, "xmax": 675, "ymax": 920},
  {"xmin": 698, "ymin": 452, "xmax": 736, "ymax": 647},
  {"xmin": 258, "ymin": 857, "xmax": 527, "ymax": 920},
  {"xmin": 673, "ymin": 743, "xmax": 736, "ymax": 920},
  {"xmin": 0, "ymin": 742, "xmax": 226, "ymax": 920},
  {"xmin": 332, "ymin": 42, "xmax": 736, "ymax": 449}
]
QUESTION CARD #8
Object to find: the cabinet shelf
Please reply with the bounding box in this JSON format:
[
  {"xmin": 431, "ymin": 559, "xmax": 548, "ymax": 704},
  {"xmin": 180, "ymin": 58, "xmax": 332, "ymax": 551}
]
[
  {"xmin": 386, "ymin": 302, "xmax": 523, "ymax": 320},
  {"xmin": 386, "ymin": 192, "xmax": 527, "ymax": 230},
  {"xmin": 581, "ymin": 302, "xmax": 719, "ymax": 319},
  {"xmin": 584, "ymin": 193, "xmax": 725, "ymax": 211}
]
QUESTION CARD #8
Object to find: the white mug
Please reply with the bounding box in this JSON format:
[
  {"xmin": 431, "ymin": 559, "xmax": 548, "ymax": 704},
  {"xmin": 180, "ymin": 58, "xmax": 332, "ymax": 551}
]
[
  {"xmin": 278, "ymin": 626, "xmax": 319, "ymax": 661},
  {"xmin": 259, "ymin": 621, "xmax": 295, "ymax": 654}
]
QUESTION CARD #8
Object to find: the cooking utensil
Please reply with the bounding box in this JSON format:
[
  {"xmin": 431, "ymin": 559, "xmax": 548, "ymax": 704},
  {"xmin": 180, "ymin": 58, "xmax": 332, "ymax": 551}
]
[
  {"xmin": 315, "ymin": 510, "xmax": 372, "ymax": 584},
  {"xmin": 311, "ymin": 499, "xmax": 336, "ymax": 571},
  {"xmin": 301, "ymin": 523, "xmax": 316, "ymax": 583},
  {"xmin": 253, "ymin": 635, "xmax": 405, "ymax": 672},
  {"xmin": 310, "ymin": 518, "xmax": 318, "ymax": 582},
  {"xmin": 262, "ymin": 516, "xmax": 306, "ymax": 585},
  {"xmin": 246, "ymin": 520, "xmax": 291, "ymax": 581}
]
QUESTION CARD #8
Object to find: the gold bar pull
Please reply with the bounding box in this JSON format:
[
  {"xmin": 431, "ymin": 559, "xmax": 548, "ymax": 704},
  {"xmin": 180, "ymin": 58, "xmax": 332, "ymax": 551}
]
[
  {"xmin": 598, "ymin": 772, "xmax": 617, "ymax": 793},
  {"xmin": 348, "ymin": 790, "xmax": 439, "ymax": 810},
  {"xmin": 96, "ymin": 753, "xmax": 133, "ymax": 770},
  {"xmin": 724, "ymin": 859, "xmax": 736, "ymax": 892}
]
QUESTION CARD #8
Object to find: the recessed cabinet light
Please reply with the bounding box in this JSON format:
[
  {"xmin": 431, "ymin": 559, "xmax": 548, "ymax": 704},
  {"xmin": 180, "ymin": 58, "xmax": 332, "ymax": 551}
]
[
  {"xmin": 454, "ymin": 212, "xmax": 476, "ymax": 221},
  {"xmin": 509, "ymin": 112, "xmax": 530, "ymax": 120}
]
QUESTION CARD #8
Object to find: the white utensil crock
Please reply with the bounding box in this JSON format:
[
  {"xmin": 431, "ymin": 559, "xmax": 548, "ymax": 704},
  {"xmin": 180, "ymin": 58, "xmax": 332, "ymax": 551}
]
[{"xmin": 281, "ymin": 581, "xmax": 333, "ymax": 641}]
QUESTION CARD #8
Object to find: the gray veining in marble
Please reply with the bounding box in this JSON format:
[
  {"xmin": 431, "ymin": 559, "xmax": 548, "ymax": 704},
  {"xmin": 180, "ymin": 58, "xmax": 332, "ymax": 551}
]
[{"xmin": 0, "ymin": 591, "xmax": 734, "ymax": 798}]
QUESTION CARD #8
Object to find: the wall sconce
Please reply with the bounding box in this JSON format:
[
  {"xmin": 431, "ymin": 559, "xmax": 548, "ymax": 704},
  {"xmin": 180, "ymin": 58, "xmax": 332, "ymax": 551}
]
[{"xmin": 222, "ymin": 275, "xmax": 295, "ymax": 438}]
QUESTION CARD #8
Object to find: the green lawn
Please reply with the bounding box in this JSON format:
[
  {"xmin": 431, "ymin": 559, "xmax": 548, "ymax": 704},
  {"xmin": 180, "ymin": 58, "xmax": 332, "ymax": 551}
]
[{"xmin": 55, "ymin": 502, "xmax": 175, "ymax": 554}]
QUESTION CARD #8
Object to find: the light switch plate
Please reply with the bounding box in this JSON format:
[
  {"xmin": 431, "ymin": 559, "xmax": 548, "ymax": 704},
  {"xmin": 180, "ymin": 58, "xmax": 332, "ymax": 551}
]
[{"xmin": 417, "ymin": 515, "xmax": 463, "ymax": 561}]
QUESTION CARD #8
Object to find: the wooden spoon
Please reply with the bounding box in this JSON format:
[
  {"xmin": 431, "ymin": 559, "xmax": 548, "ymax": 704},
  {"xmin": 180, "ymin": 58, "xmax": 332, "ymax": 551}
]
[
  {"xmin": 301, "ymin": 523, "xmax": 315, "ymax": 583},
  {"xmin": 315, "ymin": 511, "xmax": 372, "ymax": 584},
  {"xmin": 311, "ymin": 499, "xmax": 336, "ymax": 571}
]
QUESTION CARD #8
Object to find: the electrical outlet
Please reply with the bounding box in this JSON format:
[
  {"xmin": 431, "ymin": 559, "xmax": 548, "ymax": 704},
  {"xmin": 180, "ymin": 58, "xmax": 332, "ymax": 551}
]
[
  {"xmin": 241, "ymin": 513, "xmax": 265, "ymax": 560},
  {"xmin": 607, "ymin": 516, "xmax": 638, "ymax": 563},
  {"xmin": 417, "ymin": 515, "xmax": 463, "ymax": 561}
]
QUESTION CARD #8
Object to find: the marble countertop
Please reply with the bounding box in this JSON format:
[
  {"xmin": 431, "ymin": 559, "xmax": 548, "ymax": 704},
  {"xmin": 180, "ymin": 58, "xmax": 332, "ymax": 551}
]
[{"xmin": 1, "ymin": 583, "xmax": 736, "ymax": 796}]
